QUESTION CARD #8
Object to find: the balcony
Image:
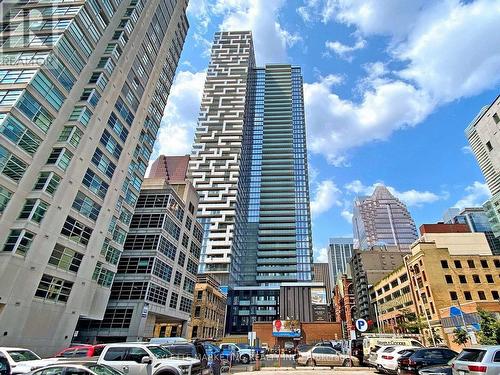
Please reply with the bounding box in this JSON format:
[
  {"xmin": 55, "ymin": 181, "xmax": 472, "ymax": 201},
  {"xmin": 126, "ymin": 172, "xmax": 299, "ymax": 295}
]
[{"xmin": 255, "ymin": 310, "xmax": 277, "ymax": 316}]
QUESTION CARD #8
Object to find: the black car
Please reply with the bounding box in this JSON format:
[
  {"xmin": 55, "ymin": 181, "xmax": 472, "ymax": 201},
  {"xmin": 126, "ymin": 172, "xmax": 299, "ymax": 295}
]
[
  {"xmin": 418, "ymin": 363, "xmax": 452, "ymax": 375},
  {"xmin": 399, "ymin": 348, "xmax": 457, "ymax": 375},
  {"xmin": 163, "ymin": 343, "xmax": 212, "ymax": 374},
  {"xmin": 0, "ymin": 354, "xmax": 10, "ymax": 375}
]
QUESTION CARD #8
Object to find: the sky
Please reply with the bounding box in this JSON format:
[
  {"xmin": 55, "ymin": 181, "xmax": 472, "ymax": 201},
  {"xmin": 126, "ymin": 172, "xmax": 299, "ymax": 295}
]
[{"xmin": 150, "ymin": 0, "xmax": 500, "ymax": 263}]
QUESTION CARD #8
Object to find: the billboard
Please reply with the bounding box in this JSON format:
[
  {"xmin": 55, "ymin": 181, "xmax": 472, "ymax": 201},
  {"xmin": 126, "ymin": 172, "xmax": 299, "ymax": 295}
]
[
  {"xmin": 272, "ymin": 319, "xmax": 301, "ymax": 337},
  {"xmin": 311, "ymin": 288, "xmax": 327, "ymax": 305}
]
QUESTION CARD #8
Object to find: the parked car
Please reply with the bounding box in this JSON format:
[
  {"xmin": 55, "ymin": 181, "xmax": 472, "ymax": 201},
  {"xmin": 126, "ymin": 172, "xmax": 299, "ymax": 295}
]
[
  {"xmin": 0, "ymin": 354, "xmax": 10, "ymax": 375},
  {"xmin": 367, "ymin": 345, "xmax": 384, "ymax": 367},
  {"xmin": 219, "ymin": 345, "xmax": 239, "ymax": 364},
  {"xmin": 398, "ymin": 350, "xmax": 418, "ymax": 373},
  {"xmin": 399, "ymin": 348, "xmax": 457, "ymax": 375},
  {"xmin": 97, "ymin": 343, "xmax": 202, "ymax": 375},
  {"xmin": 30, "ymin": 363, "xmax": 123, "ymax": 375},
  {"xmin": 314, "ymin": 341, "xmax": 342, "ymax": 352},
  {"xmin": 261, "ymin": 344, "xmax": 269, "ymax": 355},
  {"xmin": 418, "ymin": 361, "xmax": 453, "ymax": 375},
  {"xmin": 163, "ymin": 343, "xmax": 212, "ymax": 375},
  {"xmin": 376, "ymin": 346, "xmax": 420, "ymax": 374},
  {"xmin": 149, "ymin": 337, "xmax": 189, "ymax": 345},
  {"xmin": 363, "ymin": 337, "xmax": 423, "ymax": 364},
  {"xmin": 296, "ymin": 346, "xmax": 359, "ymax": 367},
  {"xmin": 0, "ymin": 348, "xmax": 57, "ymax": 374},
  {"xmin": 54, "ymin": 345, "xmax": 106, "ymax": 358},
  {"xmin": 452, "ymin": 346, "xmax": 500, "ymax": 375},
  {"xmin": 284, "ymin": 342, "xmax": 295, "ymax": 355}
]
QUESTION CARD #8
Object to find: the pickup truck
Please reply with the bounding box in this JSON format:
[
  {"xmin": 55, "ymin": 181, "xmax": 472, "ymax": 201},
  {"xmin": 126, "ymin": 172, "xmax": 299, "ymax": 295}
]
[
  {"xmin": 97, "ymin": 343, "xmax": 203, "ymax": 375},
  {"xmin": 219, "ymin": 343, "xmax": 255, "ymax": 365}
]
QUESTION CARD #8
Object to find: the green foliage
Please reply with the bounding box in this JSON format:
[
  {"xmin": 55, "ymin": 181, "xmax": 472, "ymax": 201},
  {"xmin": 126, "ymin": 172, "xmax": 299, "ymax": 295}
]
[
  {"xmin": 452, "ymin": 328, "xmax": 468, "ymax": 345},
  {"xmin": 399, "ymin": 310, "xmax": 426, "ymax": 334},
  {"xmin": 430, "ymin": 327, "xmax": 443, "ymax": 344},
  {"xmin": 477, "ymin": 310, "xmax": 500, "ymax": 345}
]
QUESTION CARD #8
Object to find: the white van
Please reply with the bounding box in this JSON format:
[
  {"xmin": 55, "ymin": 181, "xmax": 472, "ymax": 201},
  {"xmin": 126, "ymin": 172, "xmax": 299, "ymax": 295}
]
[{"xmin": 362, "ymin": 336, "xmax": 423, "ymax": 363}]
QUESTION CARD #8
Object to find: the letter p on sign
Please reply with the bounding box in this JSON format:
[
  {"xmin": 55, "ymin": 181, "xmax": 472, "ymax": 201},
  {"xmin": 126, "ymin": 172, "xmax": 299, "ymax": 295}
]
[{"xmin": 355, "ymin": 318, "xmax": 368, "ymax": 332}]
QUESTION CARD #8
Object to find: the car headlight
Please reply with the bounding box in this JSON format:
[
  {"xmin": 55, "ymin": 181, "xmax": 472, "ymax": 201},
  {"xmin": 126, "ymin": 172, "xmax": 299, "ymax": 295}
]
[{"xmin": 178, "ymin": 365, "xmax": 190, "ymax": 375}]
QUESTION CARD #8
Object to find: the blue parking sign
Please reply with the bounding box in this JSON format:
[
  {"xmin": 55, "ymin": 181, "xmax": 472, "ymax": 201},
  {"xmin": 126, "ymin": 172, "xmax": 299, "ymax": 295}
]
[{"xmin": 355, "ymin": 318, "xmax": 368, "ymax": 332}]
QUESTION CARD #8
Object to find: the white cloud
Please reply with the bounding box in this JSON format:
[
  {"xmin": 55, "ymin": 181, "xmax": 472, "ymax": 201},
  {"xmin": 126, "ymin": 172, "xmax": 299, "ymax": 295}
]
[
  {"xmin": 214, "ymin": 0, "xmax": 300, "ymax": 63},
  {"xmin": 454, "ymin": 181, "xmax": 491, "ymax": 209},
  {"xmin": 310, "ymin": 179, "xmax": 342, "ymax": 217},
  {"xmin": 152, "ymin": 70, "xmax": 206, "ymax": 159},
  {"xmin": 302, "ymin": 0, "xmax": 500, "ymax": 164},
  {"xmin": 314, "ymin": 247, "xmax": 328, "ymax": 263},
  {"xmin": 344, "ymin": 180, "xmax": 444, "ymax": 207},
  {"xmin": 341, "ymin": 209, "xmax": 353, "ymax": 224},
  {"xmin": 461, "ymin": 145, "xmax": 472, "ymax": 155},
  {"xmin": 325, "ymin": 36, "xmax": 366, "ymax": 61}
]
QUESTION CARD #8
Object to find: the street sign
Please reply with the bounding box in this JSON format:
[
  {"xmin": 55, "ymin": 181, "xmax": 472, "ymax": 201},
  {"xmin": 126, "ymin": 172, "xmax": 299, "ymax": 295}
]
[
  {"xmin": 355, "ymin": 318, "xmax": 368, "ymax": 332},
  {"xmin": 350, "ymin": 330, "xmax": 357, "ymax": 340}
]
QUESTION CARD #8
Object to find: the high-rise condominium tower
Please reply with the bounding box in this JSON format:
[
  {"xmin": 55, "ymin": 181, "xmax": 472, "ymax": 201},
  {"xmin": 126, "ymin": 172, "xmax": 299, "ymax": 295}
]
[
  {"xmin": 327, "ymin": 237, "xmax": 353, "ymax": 283},
  {"xmin": 0, "ymin": 0, "xmax": 188, "ymax": 354},
  {"xmin": 189, "ymin": 31, "xmax": 313, "ymax": 333},
  {"xmin": 353, "ymin": 185, "xmax": 418, "ymax": 250},
  {"xmin": 466, "ymin": 95, "xmax": 500, "ymax": 238}
]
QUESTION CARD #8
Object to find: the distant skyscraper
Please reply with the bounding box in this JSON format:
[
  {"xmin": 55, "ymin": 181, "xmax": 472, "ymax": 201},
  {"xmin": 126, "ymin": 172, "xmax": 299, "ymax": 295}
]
[
  {"xmin": 189, "ymin": 31, "xmax": 313, "ymax": 334},
  {"xmin": 466, "ymin": 95, "xmax": 500, "ymax": 238},
  {"xmin": 0, "ymin": 0, "xmax": 188, "ymax": 354},
  {"xmin": 327, "ymin": 237, "xmax": 353, "ymax": 284},
  {"xmin": 352, "ymin": 185, "xmax": 418, "ymax": 250},
  {"xmin": 443, "ymin": 207, "xmax": 500, "ymax": 255}
]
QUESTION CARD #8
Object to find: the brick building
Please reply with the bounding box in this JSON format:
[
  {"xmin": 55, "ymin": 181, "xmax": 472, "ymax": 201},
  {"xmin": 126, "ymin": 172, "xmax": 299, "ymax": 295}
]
[{"xmin": 332, "ymin": 273, "xmax": 355, "ymax": 338}]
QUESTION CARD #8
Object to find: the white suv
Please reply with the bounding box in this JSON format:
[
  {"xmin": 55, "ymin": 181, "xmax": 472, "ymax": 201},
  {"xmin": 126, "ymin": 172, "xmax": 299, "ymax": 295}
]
[
  {"xmin": 0, "ymin": 347, "xmax": 57, "ymax": 374},
  {"xmin": 97, "ymin": 343, "xmax": 202, "ymax": 375}
]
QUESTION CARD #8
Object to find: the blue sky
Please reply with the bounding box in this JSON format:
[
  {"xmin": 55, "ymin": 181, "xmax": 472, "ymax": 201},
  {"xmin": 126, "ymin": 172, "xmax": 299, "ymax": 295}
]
[{"xmin": 151, "ymin": 0, "xmax": 500, "ymax": 262}]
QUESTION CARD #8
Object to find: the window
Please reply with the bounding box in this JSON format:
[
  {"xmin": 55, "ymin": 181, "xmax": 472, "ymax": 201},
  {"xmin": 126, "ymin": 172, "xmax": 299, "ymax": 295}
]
[
  {"xmin": 110, "ymin": 281, "xmax": 148, "ymax": 300},
  {"xmin": 194, "ymin": 306, "xmax": 200, "ymax": 317},
  {"xmin": 0, "ymin": 115, "xmax": 42, "ymax": 155},
  {"xmin": 48, "ymin": 244, "xmax": 83, "ymax": 273},
  {"xmin": 454, "ymin": 260, "xmax": 462, "ymax": 269},
  {"xmin": 101, "ymin": 238, "xmax": 121, "ymax": 265},
  {"xmin": 493, "ymin": 113, "xmax": 500, "ymax": 124},
  {"xmin": 69, "ymin": 106, "xmax": 92, "ymax": 127},
  {"xmin": 152, "ymin": 259, "xmax": 172, "ymax": 282},
  {"xmin": 174, "ymin": 271, "xmax": 182, "ymax": 286},
  {"xmin": 187, "ymin": 259, "xmax": 197, "ymax": 275},
  {"xmin": 495, "ymin": 259, "xmax": 500, "ymax": 268},
  {"xmin": 486, "ymin": 274, "xmax": 494, "ymax": 283},
  {"xmin": 445, "ymin": 275, "xmax": 453, "ymax": 284},
  {"xmin": 44, "ymin": 55, "xmax": 75, "ymax": 92},
  {"xmin": 467, "ymin": 260, "xmax": 475, "ymax": 268},
  {"xmin": 464, "ymin": 291, "xmax": 472, "ymax": 301},
  {"xmin": 450, "ymin": 291, "xmax": 458, "ymax": 300},
  {"xmin": 493, "ymin": 290, "xmax": 499, "ymax": 300},
  {"xmin": 486, "ymin": 141, "xmax": 493, "ymax": 151},
  {"xmin": 197, "ymin": 291, "xmax": 203, "ymax": 300},
  {"xmin": 158, "ymin": 236, "xmax": 176, "ymax": 260},
  {"xmin": 185, "ymin": 216, "xmax": 192, "ymax": 230},
  {"xmin": 2, "ymin": 229, "xmax": 35, "ymax": 255},
  {"xmin": 0, "ymin": 69, "xmax": 36, "ymax": 84},
  {"xmin": 169, "ymin": 292, "xmax": 178, "ymax": 308},
  {"xmin": 61, "ymin": 216, "xmax": 93, "ymax": 245},
  {"xmin": 35, "ymin": 274, "xmax": 73, "ymax": 303},
  {"xmin": 0, "ymin": 89, "xmax": 22, "ymax": 106},
  {"xmin": 92, "ymin": 262, "xmax": 114, "ymax": 287},
  {"xmin": 31, "ymin": 72, "xmax": 65, "ymax": 110},
  {"xmin": 0, "ymin": 144, "xmax": 28, "ymax": 181},
  {"xmin": 72, "ymin": 191, "xmax": 101, "ymax": 221},
  {"xmin": 16, "ymin": 92, "xmax": 54, "ymax": 132},
  {"xmin": 103, "ymin": 347, "xmax": 128, "ymax": 361},
  {"xmin": 478, "ymin": 291, "xmax": 486, "ymax": 300},
  {"xmin": 118, "ymin": 257, "xmax": 153, "ymax": 274},
  {"xmin": 46, "ymin": 148, "xmax": 73, "ymax": 171},
  {"xmin": 178, "ymin": 251, "xmax": 186, "ymax": 267},
  {"xmin": 472, "ymin": 274, "xmax": 480, "ymax": 283},
  {"xmin": 183, "ymin": 278, "xmax": 195, "ymax": 293},
  {"xmin": 91, "ymin": 148, "xmax": 115, "ymax": 178},
  {"xmin": 147, "ymin": 283, "xmax": 168, "ymax": 305},
  {"xmin": 458, "ymin": 275, "xmax": 466, "ymax": 284},
  {"xmin": 0, "ymin": 184, "xmax": 12, "ymax": 213},
  {"xmin": 481, "ymin": 259, "xmax": 489, "ymax": 268},
  {"xmin": 19, "ymin": 198, "xmax": 49, "ymax": 223},
  {"xmin": 107, "ymin": 112, "xmax": 128, "ymax": 143},
  {"xmin": 82, "ymin": 169, "xmax": 108, "ymax": 199},
  {"xmin": 58, "ymin": 126, "xmax": 83, "ymax": 148},
  {"xmin": 100, "ymin": 129, "xmax": 122, "ymax": 159},
  {"xmin": 33, "ymin": 172, "xmax": 61, "ymax": 195},
  {"xmin": 181, "ymin": 233, "xmax": 189, "ymax": 248},
  {"xmin": 179, "ymin": 296, "xmax": 192, "ymax": 313}
]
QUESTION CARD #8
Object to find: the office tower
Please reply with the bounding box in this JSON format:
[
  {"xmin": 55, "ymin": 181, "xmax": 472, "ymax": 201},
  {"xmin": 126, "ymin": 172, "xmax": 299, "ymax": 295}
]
[
  {"xmin": 352, "ymin": 185, "xmax": 418, "ymax": 250},
  {"xmin": 75, "ymin": 168, "xmax": 202, "ymax": 342},
  {"xmin": 443, "ymin": 207, "xmax": 500, "ymax": 255},
  {"xmin": 0, "ymin": 0, "xmax": 188, "ymax": 354},
  {"xmin": 327, "ymin": 237, "xmax": 353, "ymax": 284},
  {"xmin": 188, "ymin": 31, "xmax": 255, "ymax": 285},
  {"xmin": 466, "ymin": 96, "xmax": 500, "ymax": 238},
  {"xmin": 189, "ymin": 31, "xmax": 313, "ymax": 333}
]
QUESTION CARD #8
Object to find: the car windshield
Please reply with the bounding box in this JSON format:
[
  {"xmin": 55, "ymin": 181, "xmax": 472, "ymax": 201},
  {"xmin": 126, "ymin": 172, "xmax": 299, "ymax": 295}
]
[
  {"xmin": 7, "ymin": 350, "xmax": 40, "ymax": 362},
  {"xmin": 238, "ymin": 344, "xmax": 250, "ymax": 349},
  {"xmin": 87, "ymin": 364, "xmax": 124, "ymax": 375},
  {"xmin": 456, "ymin": 349, "xmax": 487, "ymax": 362},
  {"xmin": 147, "ymin": 346, "xmax": 172, "ymax": 359},
  {"xmin": 166, "ymin": 346, "xmax": 197, "ymax": 358}
]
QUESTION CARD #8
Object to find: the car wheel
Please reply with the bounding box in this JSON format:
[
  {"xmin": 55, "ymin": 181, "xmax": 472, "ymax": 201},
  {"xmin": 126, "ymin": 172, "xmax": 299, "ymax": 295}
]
[
  {"xmin": 306, "ymin": 359, "xmax": 316, "ymax": 367},
  {"xmin": 342, "ymin": 359, "xmax": 352, "ymax": 367},
  {"xmin": 241, "ymin": 355, "xmax": 250, "ymax": 364}
]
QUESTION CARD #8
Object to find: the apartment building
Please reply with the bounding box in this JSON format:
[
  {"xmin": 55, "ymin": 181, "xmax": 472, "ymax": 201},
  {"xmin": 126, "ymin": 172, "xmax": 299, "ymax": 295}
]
[{"xmin": 0, "ymin": 0, "xmax": 188, "ymax": 354}]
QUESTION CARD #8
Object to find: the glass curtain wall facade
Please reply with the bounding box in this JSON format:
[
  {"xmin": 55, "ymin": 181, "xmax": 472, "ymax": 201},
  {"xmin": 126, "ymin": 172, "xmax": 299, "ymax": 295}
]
[
  {"xmin": 0, "ymin": 0, "xmax": 188, "ymax": 355},
  {"xmin": 328, "ymin": 237, "xmax": 353, "ymax": 283},
  {"xmin": 352, "ymin": 185, "xmax": 418, "ymax": 251}
]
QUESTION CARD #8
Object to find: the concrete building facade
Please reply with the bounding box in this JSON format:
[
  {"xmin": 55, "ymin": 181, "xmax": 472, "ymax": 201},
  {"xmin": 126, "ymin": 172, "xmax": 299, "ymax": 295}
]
[
  {"xmin": 76, "ymin": 173, "xmax": 202, "ymax": 342},
  {"xmin": 327, "ymin": 237, "xmax": 353, "ymax": 287},
  {"xmin": 0, "ymin": 0, "xmax": 188, "ymax": 354},
  {"xmin": 312, "ymin": 263, "xmax": 332, "ymax": 303},
  {"xmin": 189, "ymin": 274, "xmax": 227, "ymax": 340},
  {"xmin": 466, "ymin": 95, "xmax": 500, "ymax": 237},
  {"xmin": 353, "ymin": 185, "xmax": 418, "ymax": 250}
]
